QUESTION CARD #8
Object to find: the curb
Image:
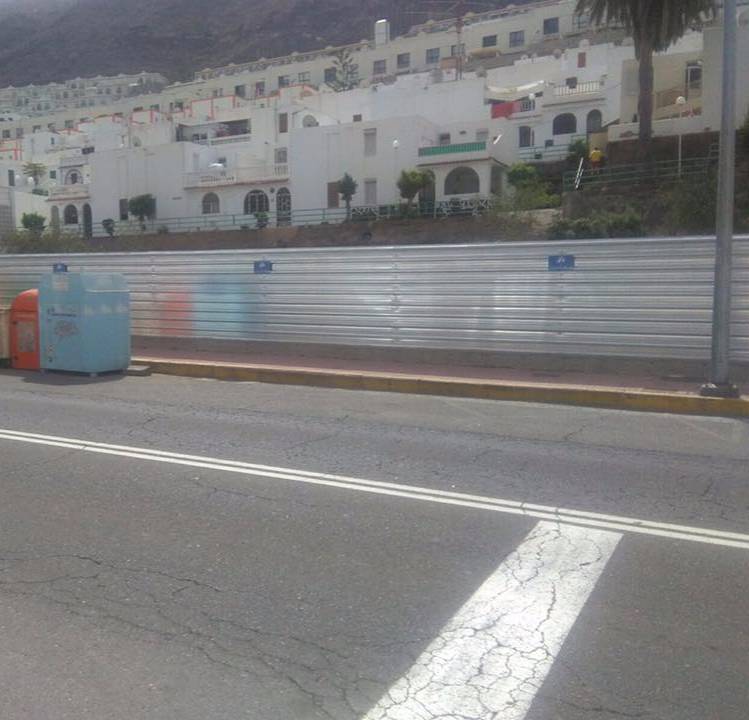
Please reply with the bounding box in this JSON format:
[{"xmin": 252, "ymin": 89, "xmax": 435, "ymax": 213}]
[{"xmin": 135, "ymin": 357, "xmax": 749, "ymax": 418}]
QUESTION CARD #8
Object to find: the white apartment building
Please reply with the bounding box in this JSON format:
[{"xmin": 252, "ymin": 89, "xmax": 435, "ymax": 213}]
[
  {"xmin": 0, "ymin": 72, "xmax": 168, "ymax": 119},
  {"xmin": 0, "ymin": 0, "xmax": 744, "ymax": 239}
]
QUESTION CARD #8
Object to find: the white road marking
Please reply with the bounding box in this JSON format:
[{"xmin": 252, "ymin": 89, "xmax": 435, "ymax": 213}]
[
  {"xmin": 1, "ymin": 428, "xmax": 748, "ymax": 550},
  {"xmin": 362, "ymin": 521, "xmax": 621, "ymax": 720}
]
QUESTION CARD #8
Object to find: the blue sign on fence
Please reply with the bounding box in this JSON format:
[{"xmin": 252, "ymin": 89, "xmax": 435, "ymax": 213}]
[
  {"xmin": 53, "ymin": 263, "xmax": 68, "ymax": 273},
  {"xmin": 254, "ymin": 260, "xmax": 273, "ymax": 274},
  {"xmin": 548, "ymin": 254, "xmax": 575, "ymax": 271}
]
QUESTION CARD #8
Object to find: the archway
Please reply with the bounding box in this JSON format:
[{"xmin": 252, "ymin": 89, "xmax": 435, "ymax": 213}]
[
  {"xmin": 553, "ymin": 113, "xmax": 577, "ymax": 135},
  {"xmin": 276, "ymin": 187, "xmax": 291, "ymax": 226},
  {"xmin": 244, "ymin": 190, "xmax": 269, "ymax": 215},
  {"xmin": 444, "ymin": 166, "xmax": 480, "ymax": 195},
  {"xmin": 202, "ymin": 192, "xmax": 220, "ymax": 215},
  {"xmin": 82, "ymin": 203, "xmax": 93, "ymax": 238},
  {"xmin": 586, "ymin": 109, "xmax": 602, "ymax": 133},
  {"xmin": 63, "ymin": 204, "xmax": 78, "ymax": 225}
]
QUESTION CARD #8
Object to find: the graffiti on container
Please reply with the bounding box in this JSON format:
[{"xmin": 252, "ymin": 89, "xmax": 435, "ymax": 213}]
[{"xmin": 54, "ymin": 320, "xmax": 79, "ymax": 338}]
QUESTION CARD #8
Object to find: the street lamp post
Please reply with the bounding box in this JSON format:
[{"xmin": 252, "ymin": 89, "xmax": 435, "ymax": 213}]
[
  {"xmin": 701, "ymin": 0, "xmax": 740, "ymax": 398},
  {"xmin": 675, "ymin": 95, "xmax": 686, "ymax": 176}
]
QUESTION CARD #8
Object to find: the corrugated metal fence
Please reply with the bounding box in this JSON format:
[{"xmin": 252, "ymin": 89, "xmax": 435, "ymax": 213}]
[{"xmin": 1, "ymin": 237, "xmax": 748, "ymax": 360}]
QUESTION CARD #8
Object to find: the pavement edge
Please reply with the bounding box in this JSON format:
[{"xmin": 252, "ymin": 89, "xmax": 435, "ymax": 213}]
[{"xmin": 136, "ymin": 358, "xmax": 749, "ymax": 418}]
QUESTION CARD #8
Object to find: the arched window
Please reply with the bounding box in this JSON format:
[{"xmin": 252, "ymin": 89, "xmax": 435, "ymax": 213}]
[
  {"xmin": 202, "ymin": 192, "xmax": 220, "ymax": 215},
  {"xmin": 276, "ymin": 187, "xmax": 291, "ymax": 225},
  {"xmin": 518, "ymin": 125, "xmax": 533, "ymax": 148},
  {"xmin": 63, "ymin": 205, "xmax": 78, "ymax": 225},
  {"xmin": 553, "ymin": 113, "xmax": 577, "ymax": 135},
  {"xmin": 66, "ymin": 170, "xmax": 80, "ymax": 185},
  {"xmin": 586, "ymin": 109, "xmax": 602, "ymax": 133},
  {"xmin": 444, "ymin": 166, "xmax": 480, "ymax": 196},
  {"xmin": 244, "ymin": 190, "xmax": 269, "ymax": 215}
]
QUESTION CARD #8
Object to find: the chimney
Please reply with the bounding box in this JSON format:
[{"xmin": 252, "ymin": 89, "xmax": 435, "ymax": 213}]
[{"xmin": 375, "ymin": 19, "xmax": 391, "ymax": 47}]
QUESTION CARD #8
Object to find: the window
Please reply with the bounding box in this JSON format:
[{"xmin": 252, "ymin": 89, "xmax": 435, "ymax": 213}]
[
  {"xmin": 279, "ymin": 113, "xmax": 288, "ymax": 134},
  {"xmin": 476, "ymin": 129, "xmax": 489, "ymax": 143},
  {"xmin": 33, "ymin": 125, "xmax": 41, "ymax": 133},
  {"xmin": 509, "ymin": 30, "xmax": 525, "ymax": 47},
  {"xmin": 1, "ymin": 129, "xmax": 10, "ymax": 139},
  {"xmin": 64, "ymin": 205, "xmax": 78, "ymax": 225},
  {"xmin": 444, "ymin": 166, "xmax": 480, "ymax": 195},
  {"xmin": 577, "ymin": 52, "xmax": 587, "ymax": 68},
  {"xmin": 276, "ymin": 187, "xmax": 291, "ymax": 225},
  {"xmin": 202, "ymin": 192, "xmax": 220, "ymax": 215},
  {"xmin": 543, "ymin": 17, "xmax": 560, "ymax": 35},
  {"xmin": 324, "ymin": 67, "xmax": 337, "ymax": 84},
  {"xmin": 686, "ymin": 64, "xmax": 702, "ymax": 96},
  {"xmin": 518, "ymin": 125, "xmax": 533, "ymax": 148},
  {"xmin": 438, "ymin": 132, "xmax": 451, "ymax": 146},
  {"xmin": 67, "ymin": 170, "xmax": 80, "ymax": 185},
  {"xmin": 275, "ymin": 147, "xmax": 288, "ymax": 164},
  {"xmin": 353, "ymin": 114, "xmax": 363, "ymax": 122},
  {"xmin": 397, "ymin": 53, "xmax": 411, "ymax": 69},
  {"xmin": 552, "ymin": 113, "xmax": 577, "ymax": 135},
  {"xmin": 298, "ymin": 71, "xmax": 311, "ymax": 84},
  {"xmin": 373, "ymin": 59, "xmax": 387, "ymax": 76},
  {"xmin": 482, "ymin": 35, "xmax": 498, "ymax": 48},
  {"xmin": 255, "ymin": 81, "xmax": 266, "ymax": 97},
  {"xmin": 364, "ymin": 179, "xmax": 377, "ymax": 205},
  {"xmin": 244, "ymin": 190, "xmax": 269, "ymax": 215},
  {"xmin": 49, "ymin": 170, "xmax": 57, "ymax": 180},
  {"xmin": 327, "ymin": 181, "xmax": 340, "ymax": 208},
  {"xmin": 566, "ymin": 77, "xmax": 578, "ymax": 89},
  {"xmin": 364, "ymin": 128, "xmax": 377, "ymax": 156},
  {"xmin": 234, "ymin": 84, "xmax": 246, "ymax": 98},
  {"xmin": 278, "ymin": 75, "xmax": 290, "ymax": 88},
  {"xmin": 451, "ymin": 43, "xmax": 465, "ymax": 57},
  {"xmin": 586, "ymin": 109, "xmax": 602, "ymax": 133},
  {"xmin": 426, "ymin": 48, "xmax": 440, "ymax": 65},
  {"xmin": 15, "ymin": 128, "xmax": 23, "ymax": 138},
  {"xmin": 7, "ymin": 169, "xmax": 14, "ymax": 187}
]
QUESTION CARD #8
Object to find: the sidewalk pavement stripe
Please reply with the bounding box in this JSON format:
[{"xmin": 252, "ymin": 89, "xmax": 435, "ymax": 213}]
[
  {"xmin": 1, "ymin": 428, "xmax": 748, "ymax": 550},
  {"xmin": 361, "ymin": 521, "xmax": 621, "ymax": 720},
  {"xmin": 135, "ymin": 358, "xmax": 749, "ymax": 418}
]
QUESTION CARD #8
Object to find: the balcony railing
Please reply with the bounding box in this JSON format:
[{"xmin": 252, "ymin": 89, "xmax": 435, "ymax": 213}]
[
  {"xmin": 48, "ymin": 183, "xmax": 90, "ymax": 200},
  {"xmin": 552, "ymin": 80, "xmax": 604, "ymax": 97},
  {"xmin": 184, "ymin": 164, "xmax": 289, "ymax": 188},
  {"xmin": 418, "ymin": 141, "xmax": 487, "ymax": 157}
]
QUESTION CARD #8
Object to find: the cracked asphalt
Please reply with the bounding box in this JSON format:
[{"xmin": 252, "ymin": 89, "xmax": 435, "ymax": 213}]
[{"xmin": 0, "ymin": 370, "xmax": 748, "ymax": 719}]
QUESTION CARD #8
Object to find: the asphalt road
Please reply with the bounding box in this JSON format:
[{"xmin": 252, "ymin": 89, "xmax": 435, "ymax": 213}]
[{"xmin": 0, "ymin": 370, "xmax": 747, "ymax": 720}]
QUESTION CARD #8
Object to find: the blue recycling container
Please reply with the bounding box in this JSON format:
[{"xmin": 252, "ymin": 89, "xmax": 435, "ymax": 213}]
[{"xmin": 39, "ymin": 272, "xmax": 131, "ymax": 374}]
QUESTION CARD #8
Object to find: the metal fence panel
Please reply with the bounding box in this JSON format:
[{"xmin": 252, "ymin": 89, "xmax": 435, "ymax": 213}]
[{"xmin": 0, "ymin": 236, "xmax": 747, "ymax": 361}]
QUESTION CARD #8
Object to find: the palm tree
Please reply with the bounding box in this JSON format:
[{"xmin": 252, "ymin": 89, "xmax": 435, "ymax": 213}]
[{"xmin": 576, "ymin": 0, "xmax": 714, "ymax": 143}]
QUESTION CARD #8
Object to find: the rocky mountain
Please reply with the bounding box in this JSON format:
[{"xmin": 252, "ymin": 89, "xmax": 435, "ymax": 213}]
[{"xmin": 0, "ymin": 0, "xmax": 515, "ymax": 87}]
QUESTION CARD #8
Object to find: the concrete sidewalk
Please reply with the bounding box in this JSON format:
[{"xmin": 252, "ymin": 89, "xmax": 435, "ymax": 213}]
[{"xmin": 132, "ymin": 344, "xmax": 749, "ymax": 418}]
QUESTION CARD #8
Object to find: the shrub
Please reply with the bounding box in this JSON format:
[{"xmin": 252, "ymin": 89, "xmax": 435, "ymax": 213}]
[
  {"xmin": 21, "ymin": 212, "xmax": 46, "ymax": 235},
  {"xmin": 2, "ymin": 229, "xmax": 89, "ymax": 254},
  {"xmin": 548, "ymin": 209, "xmax": 643, "ymax": 239},
  {"xmin": 660, "ymin": 174, "xmax": 716, "ymax": 235}
]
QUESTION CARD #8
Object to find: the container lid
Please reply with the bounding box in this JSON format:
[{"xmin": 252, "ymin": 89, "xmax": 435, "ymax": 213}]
[{"xmin": 11, "ymin": 288, "xmax": 38, "ymax": 312}]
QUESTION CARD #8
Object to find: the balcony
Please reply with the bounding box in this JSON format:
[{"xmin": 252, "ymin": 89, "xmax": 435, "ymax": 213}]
[
  {"xmin": 184, "ymin": 164, "xmax": 289, "ymax": 188},
  {"xmin": 418, "ymin": 141, "xmax": 490, "ymax": 165},
  {"xmin": 48, "ymin": 183, "xmax": 90, "ymax": 200},
  {"xmin": 547, "ymin": 80, "xmax": 605, "ymax": 104}
]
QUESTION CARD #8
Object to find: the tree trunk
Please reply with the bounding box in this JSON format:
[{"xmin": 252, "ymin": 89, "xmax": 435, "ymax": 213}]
[
  {"xmin": 345, "ymin": 198, "xmax": 351, "ymax": 221},
  {"xmin": 637, "ymin": 32, "xmax": 655, "ymax": 147}
]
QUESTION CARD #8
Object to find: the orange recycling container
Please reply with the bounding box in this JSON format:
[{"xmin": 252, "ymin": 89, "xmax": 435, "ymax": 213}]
[{"xmin": 10, "ymin": 289, "xmax": 40, "ymax": 370}]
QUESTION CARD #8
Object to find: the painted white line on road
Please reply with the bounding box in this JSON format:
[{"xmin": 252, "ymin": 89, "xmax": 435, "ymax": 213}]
[
  {"xmin": 1, "ymin": 428, "xmax": 748, "ymax": 550},
  {"xmin": 362, "ymin": 521, "xmax": 621, "ymax": 720}
]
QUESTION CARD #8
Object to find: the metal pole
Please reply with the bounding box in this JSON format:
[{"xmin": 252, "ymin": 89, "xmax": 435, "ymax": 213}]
[
  {"xmin": 678, "ymin": 129, "xmax": 683, "ymax": 176},
  {"xmin": 701, "ymin": 0, "xmax": 740, "ymax": 397}
]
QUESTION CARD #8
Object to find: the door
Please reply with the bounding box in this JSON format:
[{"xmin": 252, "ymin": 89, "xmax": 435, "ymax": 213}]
[{"xmin": 277, "ymin": 187, "xmax": 291, "ymax": 226}]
